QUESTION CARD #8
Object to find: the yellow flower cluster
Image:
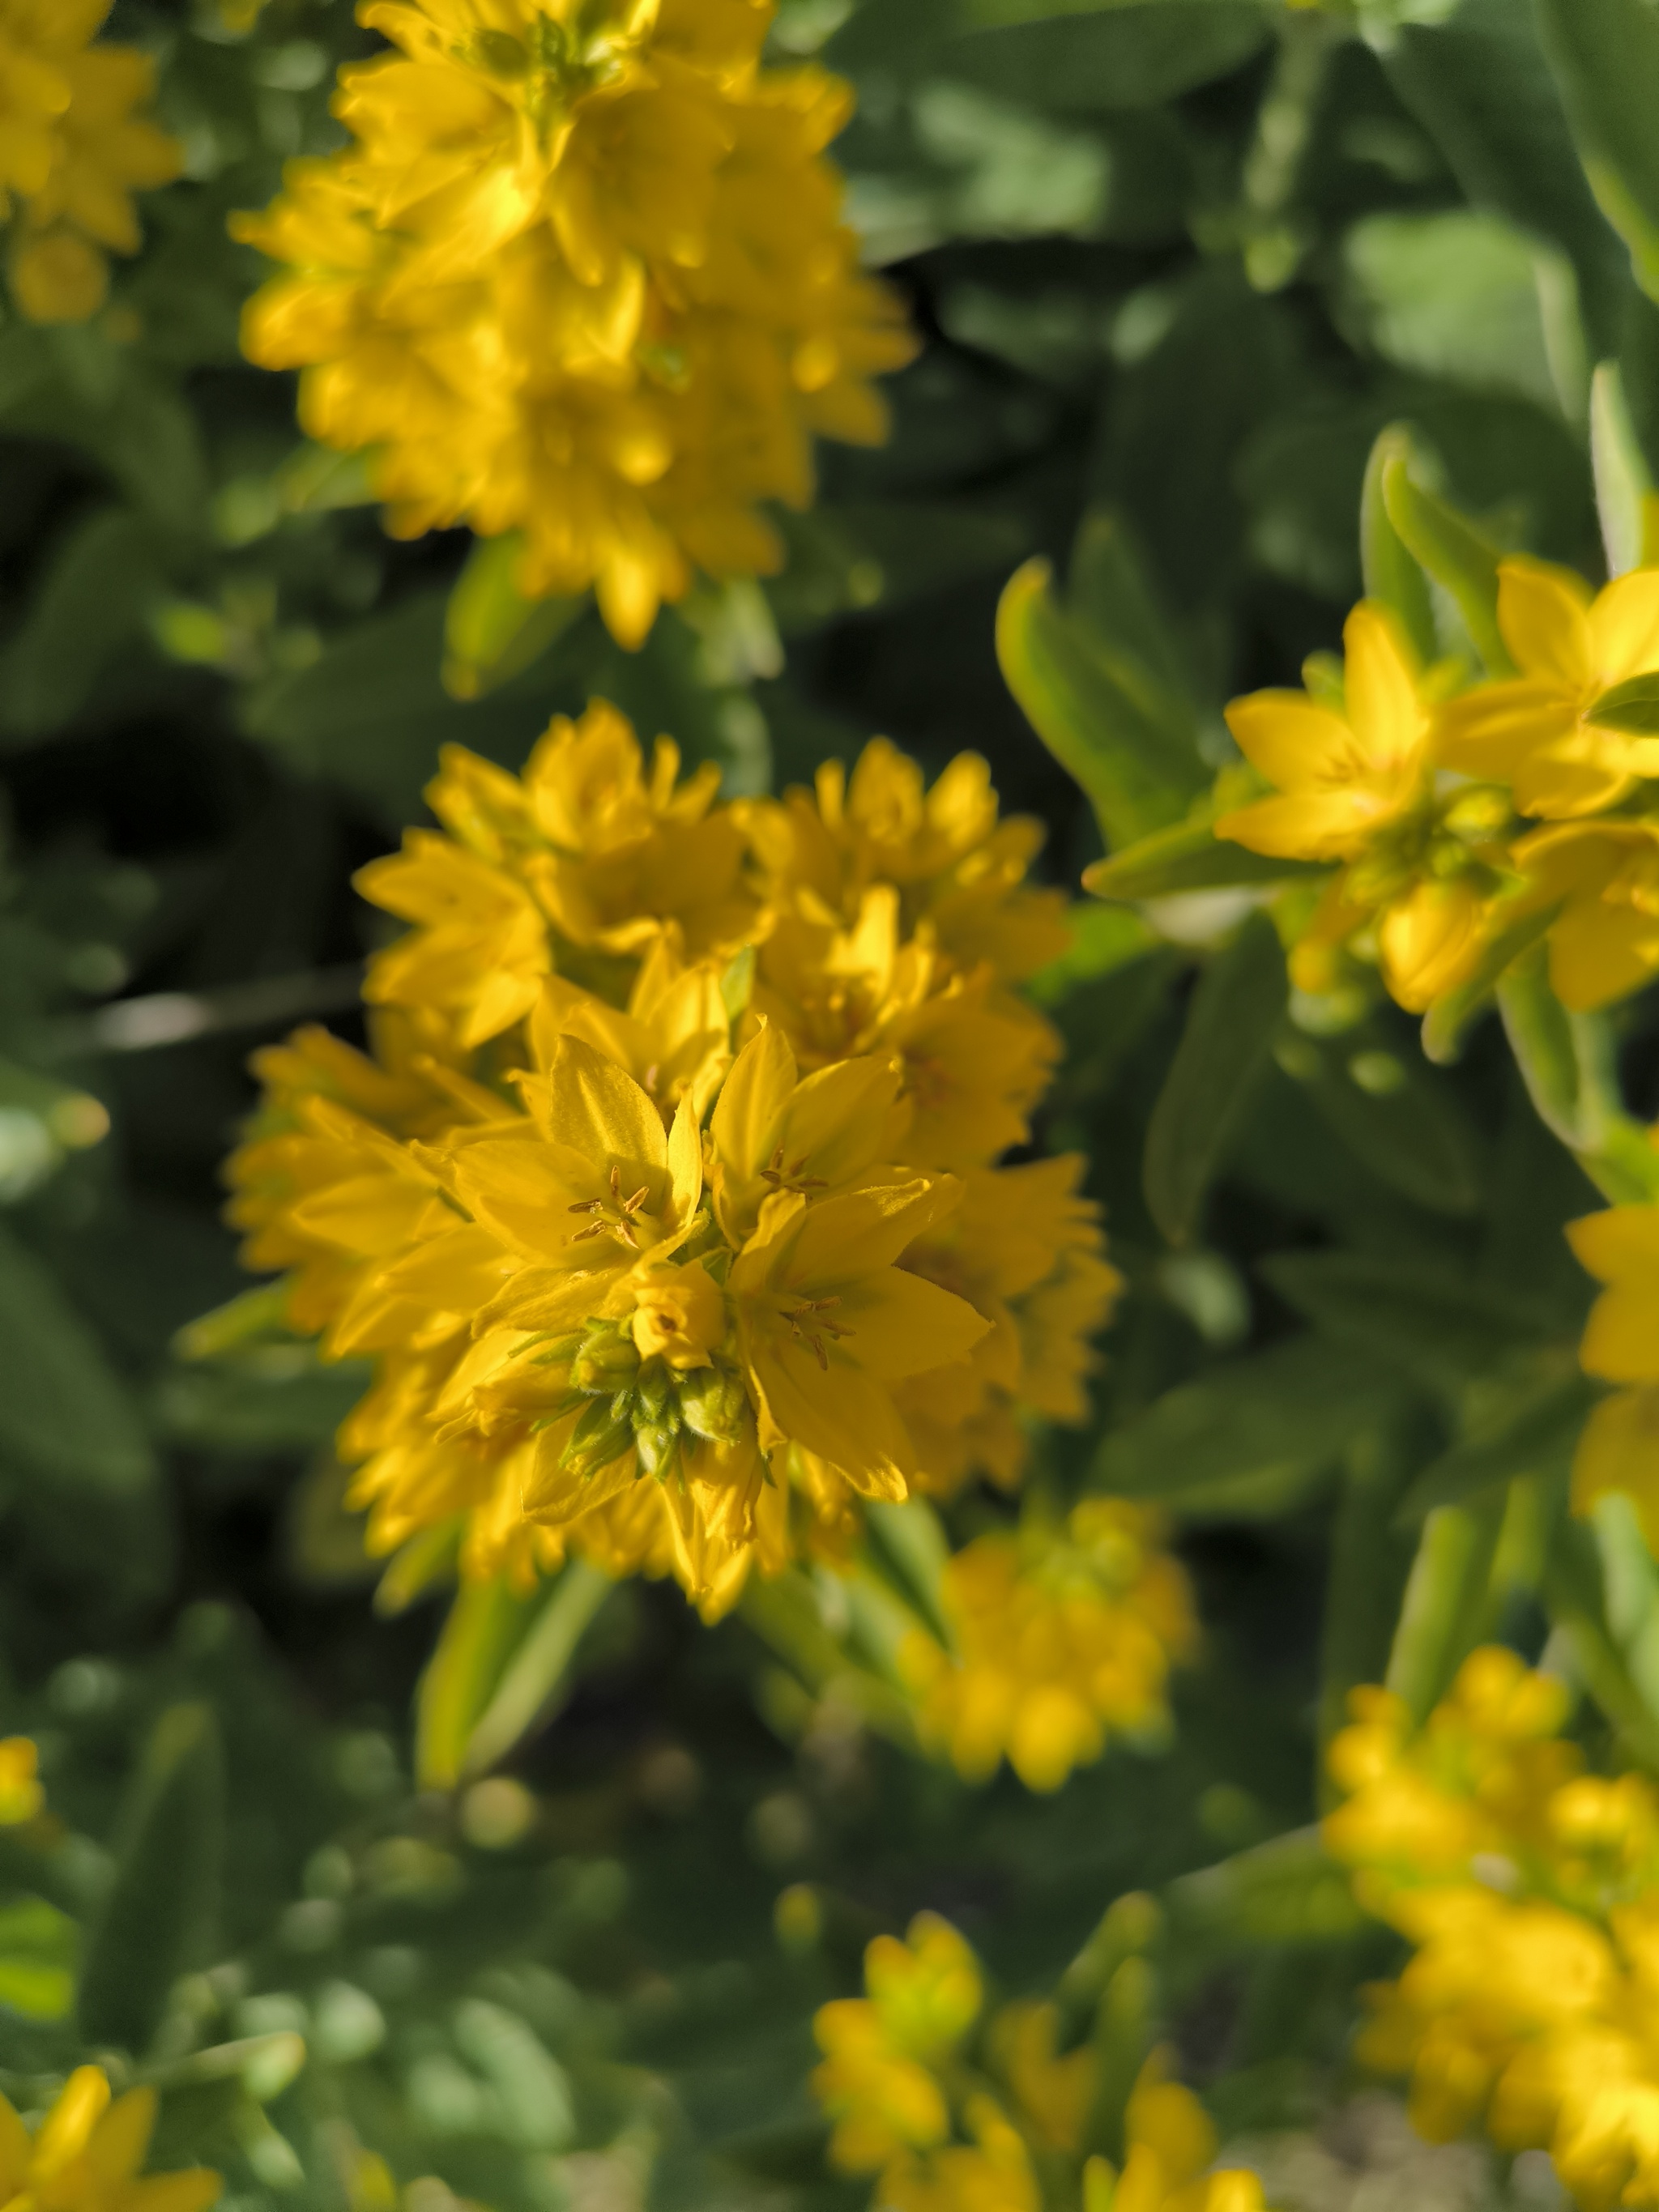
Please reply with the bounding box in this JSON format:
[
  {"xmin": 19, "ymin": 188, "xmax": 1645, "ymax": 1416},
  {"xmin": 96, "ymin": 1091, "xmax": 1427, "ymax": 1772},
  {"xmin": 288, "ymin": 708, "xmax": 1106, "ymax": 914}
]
[
  {"xmin": 0, "ymin": 2068, "xmax": 221, "ymax": 2212},
  {"xmin": 227, "ymin": 710, "xmax": 1116, "ymax": 1618},
  {"xmin": 1209, "ymin": 565, "xmax": 1659, "ymax": 1016},
  {"xmin": 812, "ymin": 1912, "xmax": 1263, "ymax": 2212},
  {"xmin": 899, "ymin": 1502, "xmax": 1196, "ymax": 1792},
  {"xmin": 0, "ymin": 2, "xmax": 181, "ymax": 324},
  {"xmin": 1324, "ymin": 1643, "xmax": 1659, "ymax": 2210},
  {"xmin": 232, "ymin": 0, "xmax": 915, "ymax": 646}
]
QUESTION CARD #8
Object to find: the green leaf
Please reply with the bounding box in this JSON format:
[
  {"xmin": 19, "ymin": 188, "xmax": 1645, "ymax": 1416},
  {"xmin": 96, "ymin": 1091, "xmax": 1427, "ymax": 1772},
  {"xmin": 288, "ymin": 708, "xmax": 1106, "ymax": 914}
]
[
  {"xmin": 1385, "ymin": 1494, "xmax": 1507, "ymax": 1722},
  {"xmin": 1421, "ymin": 901, "xmax": 1561, "ymax": 1065},
  {"xmin": 1343, "ymin": 211, "xmax": 1576, "ymax": 421},
  {"xmin": 0, "ymin": 510, "xmax": 163, "ymax": 744},
  {"xmin": 770, "ymin": 501, "xmax": 1031, "ymax": 635},
  {"xmin": 1547, "ymin": 1511, "xmax": 1659, "ymax": 1763},
  {"xmin": 442, "ymin": 534, "xmax": 583, "ymax": 701},
  {"xmin": 1384, "ymin": 0, "xmax": 1629, "ymax": 352},
  {"xmin": 1164, "ymin": 1827, "xmax": 1363, "ymax": 1956},
  {"xmin": 1360, "ymin": 428, "xmax": 1438, "ymax": 668},
  {"xmin": 1276, "ymin": 1026, "xmax": 1482, "ymax": 1216},
  {"xmin": 0, "ymin": 1222, "xmax": 153, "ymax": 1493},
  {"xmin": 1082, "ymin": 812, "xmax": 1322, "ymax": 902},
  {"xmin": 1144, "ymin": 914, "xmax": 1287, "ymax": 1246},
  {"xmin": 416, "ymin": 1575, "xmax": 544, "ymax": 1791},
  {"xmin": 1591, "ymin": 360, "xmax": 1657, "ymax": 578},
  {"xmin": 996, "ymin": 554, "xmax": 1209, "ymax": 850},
  {"xmin": 0, "ymin": 1896, "xmax": 76, "ymax": 2021},
  {"xmin": 1092, "ymin": 1338, "xmax": 1404, "ymax": 1514},
  {"xmin": 1497, "ymin": 949, "xmax": 1659, "ymax": 1199},
  {"xmin": 1537, "ymin": 0, "xmax": 1659, "ymax": 306},
  {"xmin": 862, "ymin": 1498, "xmax": 953, "ymax": 1652},
  {"xmin": 453, "ymin": 2001, "xmax": 576, "ymax": 2151},
  {"xmin": 1380, "ymin": 450, "xmax": 1512, "ymax": 675},
  {"xmin": 79, "ymin": 1703, "xmax": 225, "ymax": 2055},
  {"xmin": 1319, "ymin": 1431, "xmax": 1422, "ymax": 1781},
  {"xmin": 1589, "ymin": 670, "xmax": 1659, "ymax": 735},
  {"xmin": 1259, "ymin": 1253, "xmax": 1548, "ymax": 1393},
  {"xmin": 462, "ymin": 1560, "xmax": 615, "ymax": 1779},
  {"xmin": 1397, "ymin": 1372, "xmax": 1595, "ymax": 1521},
  {"xmin": 942, "ymin": 5, "xmax": 1269, "ymax": 112},
  {"xmin": 1589, "ymin": 1492, "xmax": 1659, "ymax": 1729}
]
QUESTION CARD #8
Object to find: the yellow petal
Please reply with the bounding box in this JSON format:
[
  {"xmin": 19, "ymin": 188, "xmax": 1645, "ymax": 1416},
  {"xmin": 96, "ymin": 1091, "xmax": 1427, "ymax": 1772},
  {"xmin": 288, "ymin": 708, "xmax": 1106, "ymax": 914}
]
[
  {"xmin": 1572, "ymin": 1385, "xmax": 1659, "ymax": 1539},
  {"xmin": 711, "ymin": 1023, "xmax": 797, "ymax": 1180},
  {"xmin": 1591, "ymin": 568, "xmax": 1659, "ymax": 682},
  {"xmin": 1342, "ymin": 601, "xmax": 1421, "ymax": 765},
  {"xmin": 87, "ymin": 2090, "xmax": 156, "ymax": 2189},
  {"xmin": 834, "ymin": 1268, "xmax": 990, "ymax": 1380},
  {"xmin": 1222, "ymin": 694, "xmax": 1353, "ymax": 795},
  {"xmin": 122, "ymin": 2172, "xmax": 222, "ymax": 2212},
  {"xmin": 1498, "ymin": 558, "xmax": 1594, "ymax": 688},
  {"xmin": 1580, "ymin": 1286, "xmax": 1659, "ymax": 1383},
  {"xmin": 1566, "ymin": 1208, "xmax": 1659, "ymax": 1286},
  {"xmin": 1435, "ymin": 683, "xmax": 1577, "ymax": 782},
  {"xmin": 34, "ymin": 2070, "xmax": 111, "ymax": 2177},
  {"xmin": 785, "ymin": 1178, "xmax": 961, "ymax": 1289},
  {"xmin": 544, "ymin": 1034, "xmax": 668, "ymax": 1174},
  {"xmin": 1214, "ymin": 791, "xmax": 1387, "ymax": 862}
]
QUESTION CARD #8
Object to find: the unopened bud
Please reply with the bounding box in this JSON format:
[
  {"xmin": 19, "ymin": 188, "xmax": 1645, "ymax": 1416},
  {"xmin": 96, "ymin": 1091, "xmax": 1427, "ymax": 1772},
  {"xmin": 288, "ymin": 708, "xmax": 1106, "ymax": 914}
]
[
  {"xmin": 634, "ymin": 1418, "xmax": 681, "ymax": 1481},
  {"xmin": 636, "ymin": 1361, "xmax": 672, "ymax": 1422},
  {"xmin": 678, "ymin": 1366, "xmax": 748, "ymax": 1444},
  {"xmin": 561, "ymin": 1397, "xmax": 633, "ymax": 1479},
  {"xmin": 572, "ymin": 1325, "xmax": 639, "ymax": 1396}
]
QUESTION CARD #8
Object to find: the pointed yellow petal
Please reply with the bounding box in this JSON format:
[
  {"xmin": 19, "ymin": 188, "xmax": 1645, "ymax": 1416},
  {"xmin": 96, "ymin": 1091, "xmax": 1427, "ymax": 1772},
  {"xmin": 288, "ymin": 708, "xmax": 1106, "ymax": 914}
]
[
  {"xmin": 1342, "ymin": 602, "xmax": 1422, "ymax": 765},
  {"xmin": 122, "ymin": 2172, "xmax": 222, "ymax": 2212},
  {"xmin": 834, "ymin": 1269, "xmax": 991, "ymax": 1380},
  {"xmin": 667, "ymin": 1091, "xmax": 704, "ymax": 1225},
  {"xmin": 548, "ymin": 1034, "xmax": 669, "ymax": 1170},
  {"xmin": 1498, "ymin": 558, "xmax": 1594, "ymax": 688},
  {"xmin": 785, "ymin": 1178, "xmax": 962, "ymax": 1289},
  {"xmin": 1580, "ymin": 1286, "xmax": 1659, "ymax": 1383},
  {"xmin": 0, "ymin": 2095, "xmax": 30, "ymax": 2195},
  {"xmin": 747, "ymin": 1342, "xmax": 911, "ymax": 1498},
  {"xmin": 1566, "ymin": 1208, "xmax": 1659, "ymax": 1286},
  {"xmin": 1222, "ymin": 694, "xmax": 1352, "ymax": 795},
  {"xmin": 1214, "ymin": 792, "xmax": 1386, "ymax": 862},
  {"xmin": 34, "ymin": 2070, "xmax": 110, "ymax": 2177},
  {"xmin": 712, "ymin": 1024, "xmax": 796, "ymax": 1180},
  {"xmin": 1592, "ymin": 568, "xmax": 1659, "ymax": 681},
  {"xmin": 87, "ymin": 2090, "xmax": 156, "ymax": 2189}
]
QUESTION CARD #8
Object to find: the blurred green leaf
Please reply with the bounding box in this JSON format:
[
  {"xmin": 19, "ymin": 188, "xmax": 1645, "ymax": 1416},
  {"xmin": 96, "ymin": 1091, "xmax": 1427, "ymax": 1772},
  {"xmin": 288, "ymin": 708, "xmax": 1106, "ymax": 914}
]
[
  {"xmin": 1144, "ymin": 915, "xmax": 1287, "ymax": 1247},
  {"xmin": 443, "ymin": 535, "xmax": 584, "ymax": 701},
  {"xmin": 1260, "ymin": 1252, "xmax": 1547, "ymax": 1393},
  {"xmin": 0, "ymin": 1895, "xmax": 76, "ymax": 2021},
  {"xmin": 941, "ymin": 4, "xmax": 1269, "ymax": 111},
  {"xmin": 1093, "ymin": 1339, "xmax": 1403, "ymax": 1513},
  {"xmin": 79, "ymin": 1703, "xmax": 226, "ymax": 2055},
  {"xmin": 0, "ymin": 510, "xmax": 164, "ymax": 743},
  {"xmin": 1380, "ymin": 447, "xmax": 1511, "ymax": 674},
  {"xmin": 1277, "ymin": 1025, "xmax": 1482, "ymax": 1217},
  {"xmin": 1361, "ymin": 428, "xmax": 1438, "ymax": 666},
  {"xmin": 1537, "ymin": 0, "xmax": 1659, "ymax": 305},
  {"xmin": 1397, "ymin": 1371, "xmax": 1593, "ymax": 1521},
  {"xmin": 1590, "ymin": 360, "xmax": 1657, "ymax": 578},
  {"xmin": 997, "ymin": 555, "xmax": 1208, "ymax": 850},
  {"xmin": 416, "ymin": 1576, "xmax": 544, "ymax": 1791},
  {"xmin": 1386, "ymin": 1494, "xmax": 1508, "ymax": 1722},
  {"xmin": 0, "ymin": 1222, "xmax": 154, "ymax": 1494},
  {"xmin": 463, "ymin": 1562, "xmax": 616, "ymax": 1779}
]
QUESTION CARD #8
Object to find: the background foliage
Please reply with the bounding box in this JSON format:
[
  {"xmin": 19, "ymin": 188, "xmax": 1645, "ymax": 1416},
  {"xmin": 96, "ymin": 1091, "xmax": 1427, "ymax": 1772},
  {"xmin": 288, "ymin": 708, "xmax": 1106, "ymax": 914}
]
[{"xmin": 9, "ymin": 0, "xmax": 1659, "ymax": 2207}]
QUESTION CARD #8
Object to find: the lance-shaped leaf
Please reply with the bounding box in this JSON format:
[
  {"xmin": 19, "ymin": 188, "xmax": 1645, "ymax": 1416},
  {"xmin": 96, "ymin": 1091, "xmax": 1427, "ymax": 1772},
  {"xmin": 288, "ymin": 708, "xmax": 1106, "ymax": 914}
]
[
  {"xmin": 1379, "ymin": 450, "xmax": 1512, "ymax": 675},
  {"xmin": 1589, "ymin": 670, "xmax": 1659, "ymax": 735},
  {"xmin": 997, "ymin": 553, "xmax": 1209, "ymax": 851},
  {"xmin": 1277, "ymin": 1027, "xmax": 1482, "ymax": 1217},
  {"xmin": 1385, "ymin": 1494, "xmax": 1507, "ymax": 1722},
  {"xmin": 1537, "ymin": 0, "xmax": 1659, "ymax": 305},
  {"xmin": 1144, "ymin": 914, "xmax": 1286, "ymax": 1247},
  {"xmin": 79, "ymin": 1703, "xmax": 225, "ymax": 2054},
  {"xmin": 1083, "ymin": 808, "xmax": 1323, "ymax": 903},
  {"xmin": 443, "ymin": 532, "xmax": 582, "ymax": 701},
  {"xmin": 1260, "ymin": 1253, "xmax": 1547, "ymax": 1395},
  {"xmin": 1360, "ymin": 427, "xmax": 1438, "ymax": 667},
  {"xmin": 0, "ymin": 1224, "xmax": 153, "ymax": 1494},
  {"xmin": 416, "ymin": 1575, "xmax": 544, "ymax": 1791},
  {"xmin": 1590, "ymin": 361, "xmax": 1659, "ymax": 579},
  {"xmin": 1397, "ymin": 1370, "xmax": 1594, "ymax": 1521},
  {"xmin": 461, "ymin": 1560, "xmax": 616, "ymax": 1779}
]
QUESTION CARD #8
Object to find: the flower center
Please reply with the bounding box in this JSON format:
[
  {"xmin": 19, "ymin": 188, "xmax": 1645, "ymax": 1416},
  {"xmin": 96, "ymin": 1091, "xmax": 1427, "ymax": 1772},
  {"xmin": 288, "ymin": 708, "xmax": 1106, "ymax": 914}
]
[
  {"xmin": 783, "ymin": 1295, "xmax": 854, "ymax": 1370},
  {"xmin": 567, "ymin": 1163, "xmax": 652, "ymax": 1250}
]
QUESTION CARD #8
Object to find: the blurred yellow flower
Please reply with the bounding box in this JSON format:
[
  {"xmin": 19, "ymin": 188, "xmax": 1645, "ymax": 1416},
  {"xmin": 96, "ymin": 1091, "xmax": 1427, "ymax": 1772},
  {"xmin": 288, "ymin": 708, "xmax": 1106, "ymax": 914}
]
[
  {"xmin": 814, "ymin": 1914, "xmax": 980, "ymax": 2171},
  {"xmin": 0, "ymin": 2, "xmax": 181, "ymax": 324},
  {"xmin": 233, "ymin": 0, "xmax": 914, "ymax": 645},
  {"xmin": 0, "ymin": 1737, "xmax": 41, "ymax": 1826},
  {"xmin": 0, "ymin": 2069, "xmax": 221, "ymax": 2212},
  {"xmin": 901, "ymin": 1500, "xmax": 1196, "ymax": 1792},
  {"xmin": 1568, "ymin": 1204, "xmax": 1659, "ymax": 1545},
  {"xmin": 1439, "ymin": 560, "xmax": 1659, "ymax": 819},
  {"xmin": 1216, "ymin": 603, "xmax": 1504, "ymax": 1012},
  {"xmin": 1095, "ymin": 2052, "xmax": 1266, "ymax": 2212}
]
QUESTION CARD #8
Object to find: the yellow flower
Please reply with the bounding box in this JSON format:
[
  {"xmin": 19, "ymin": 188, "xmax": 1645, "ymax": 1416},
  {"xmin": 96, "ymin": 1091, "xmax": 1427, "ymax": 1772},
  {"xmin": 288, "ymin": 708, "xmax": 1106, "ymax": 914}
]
[
  {"xmin": 1216, "ymin": 603, "xmax": 1504, "ymax": 1012},
  {"xmin": 988, "ymin": 2001, "xmax": 1095, "ymax": 2154},
  {"xmin": 1439, "ymin": 560, "xmax": 1659, "ymax": 818},
  {"xmin": 232, "ymin": 0, "xmax": 915, "ymax": 646},
  {"xmin": 0, "ymin": 3, "xmax": 181, "ymax": 324},
  {"xmin": 879, "ymin": 2099, "xmax": 1043, "ymax": 2212},
  {"xmin": 0, "ymin": 1737, "xmax": 41, "ymax": 1826},
  {"xmin": 0, "ymin": 2068, "xmax": 221, "ymax": 2212},
  {"xmin": 813, "ymin": 1913, "xmax": 982, "ymax": 2173},
  {"xmin": 1503, "ymin": 820, "xmax": 1659, "ymax": 1013},
  {"xmin": 742, "ymin": 739, "xmax": 1073, "ymax": 985},
  {"xmin": 1098, "ymin": 2052, "xmax": 1265, "ymax": 2212},
  {"xmin": 896, "ymin": 1157, "xmax": 1123, "ymax": 1496},
  {"xmin": 356, "ymin": 704, "xmax": 757, "ymax": 1051},
  {"xmin": 902, "ymin": 1501, "xmax": 1196, "ymax": 1792}
]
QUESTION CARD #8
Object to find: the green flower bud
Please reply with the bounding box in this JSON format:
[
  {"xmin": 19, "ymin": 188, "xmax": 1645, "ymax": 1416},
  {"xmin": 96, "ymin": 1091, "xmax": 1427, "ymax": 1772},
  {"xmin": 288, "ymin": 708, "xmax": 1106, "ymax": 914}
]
[
  {"xmin": 636, "ymin": 1359, "xmax": 672, "ymax": 1422},
  {"xmin": 572, "ymin": 1324, "xmax": 640, "ymax": 1396},
  {"xmin": 561, "ymin": 1396, "xmax": 633, "ymax": 1479},
  {"xmin": 634, "ymin": 1419, "xmax": 681, "ymax": 1481},
  {"xmin": 677, "ymin": 1366, "xmax": 748, "ymax": 1445}
]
